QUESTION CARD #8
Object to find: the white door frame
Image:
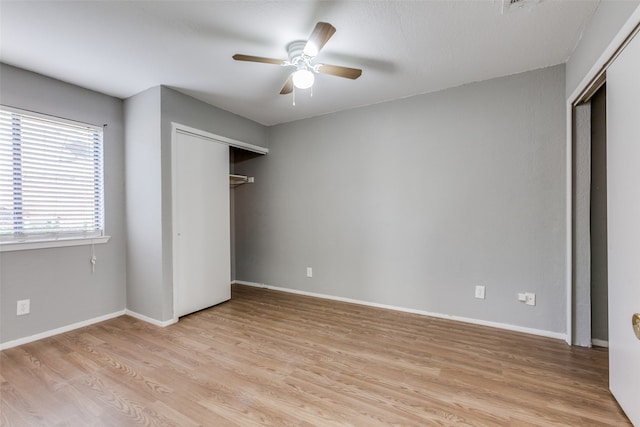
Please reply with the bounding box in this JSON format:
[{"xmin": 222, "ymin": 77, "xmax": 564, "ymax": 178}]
[{"xmin": 565, "ymin": 7, "xmax": 640, "ymax": 346}]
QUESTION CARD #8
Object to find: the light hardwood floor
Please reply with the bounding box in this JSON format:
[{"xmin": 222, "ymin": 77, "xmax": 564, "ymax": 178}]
[{"xmin": 0, "ymin": 284, "xmax": 629, "ymax": 426}]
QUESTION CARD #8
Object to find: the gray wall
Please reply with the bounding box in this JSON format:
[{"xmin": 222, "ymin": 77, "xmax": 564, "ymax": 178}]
[
  {"xmin": 572, "ymin": 103, "xmax": 592, "ymax": 346},
  {"xmin": 125, "ymin": 86, "xmax": 268, "ymax": 322},
  {"xmin": 235, "ymin": 65, "xmax": 567, "ymax": 334},
  {"xmin": 124, "ymin": 86, "xmax": 164, "ymax": 320},
  {"xmin": 160, "ymin": 87, "xmax": 267, "ymax": 150},
  {"xmin": 0, "ymin": 64, "xmax": 126, "ymax": 345},
  {"xmin": 566, "ymin": 1, "xmax": 640, "ymax": 98}
]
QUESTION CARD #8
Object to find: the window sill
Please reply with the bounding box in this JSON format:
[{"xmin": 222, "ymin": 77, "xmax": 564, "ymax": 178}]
[{"xmin": 0, "ymin": 236, "xmax": 111, "ymax": 252}]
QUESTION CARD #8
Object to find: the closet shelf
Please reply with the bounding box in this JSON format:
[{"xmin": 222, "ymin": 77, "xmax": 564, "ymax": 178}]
[{"xmin": 230, "ymin": 174, "xmax": 254, "ymax": 187}]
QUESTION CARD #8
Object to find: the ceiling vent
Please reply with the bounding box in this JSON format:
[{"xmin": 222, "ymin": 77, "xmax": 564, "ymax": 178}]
[{"xmin": 502, "ymin": 0, "xmax": 542, "ymax": 14}]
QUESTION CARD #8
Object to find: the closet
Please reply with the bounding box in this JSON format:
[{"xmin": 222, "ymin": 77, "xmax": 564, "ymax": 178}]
[{"xmin": 171, "ymin": 125, "xmax": 266, "ymax": 317}]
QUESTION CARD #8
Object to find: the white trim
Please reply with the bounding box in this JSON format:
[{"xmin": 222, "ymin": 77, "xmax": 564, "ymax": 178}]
[
  {"xmin": 171, "ymin": 128, "xmax": 179, "ymax": 322},
  {"xmin": 232, "ymin": 281, "xmax": 566, "ymax": 341},
  {"xmin": 0, "ymin": 236, "xmax": 110, "ymax": 252},
  {"xmin": 565, "ymin": 5, "xmax": 640, "ymax": 346},
  {"xmin": 591, "ymin": 338, "xmax": 609, "ymax": 348},
  {"xmin": 124, "ymin": 310, "xmax": 178, "ymax": 328},
  {"xmin": 0, "ymin": 310, "xmax": 125, "ymax": 350},
  {"xmin": 565, "ymin": 100, "xmax": 574, "ymax": 345},
  {"xmin": 171, "ymin": 122, "xmax": 268, "ymax": 155}
]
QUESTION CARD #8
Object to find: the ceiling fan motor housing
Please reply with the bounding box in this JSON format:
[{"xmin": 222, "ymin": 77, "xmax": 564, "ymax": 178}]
[{"xmin": 287, "ymin": 40, "xmax": 309, "ymax": 62}]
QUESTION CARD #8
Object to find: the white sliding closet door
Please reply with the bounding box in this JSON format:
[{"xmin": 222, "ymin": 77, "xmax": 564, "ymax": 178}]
[
  {"xmin": 173, "ymin": 130, "xmax": 230, "ymax": 317},
  {"xmin": 607, "ymin": 30, "xmax": 640, "ymax": 425}
]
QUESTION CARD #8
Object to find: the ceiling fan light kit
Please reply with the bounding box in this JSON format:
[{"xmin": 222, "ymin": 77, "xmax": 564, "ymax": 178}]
[
  {"xmin": 287, "ymin": 40, "xmax": 316, "ymax": 90},
  {"xmin": 233, "ymin": 22, "xmax": 362, "ymax": 99},
  {"xmin": 292, "ymin": 69, "xmax": 314, "ymax": 89}
]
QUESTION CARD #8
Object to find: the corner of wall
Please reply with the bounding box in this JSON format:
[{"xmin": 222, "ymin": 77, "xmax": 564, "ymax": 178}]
[{"xmin": 566, "ymin": 1, "xmax": 640, "ymax": 98}]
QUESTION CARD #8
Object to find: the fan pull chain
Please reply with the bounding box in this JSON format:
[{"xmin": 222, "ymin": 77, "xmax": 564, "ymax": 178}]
[{"xmin": 293, "ymin": 86, "xmax": 296, "ymax": 106}]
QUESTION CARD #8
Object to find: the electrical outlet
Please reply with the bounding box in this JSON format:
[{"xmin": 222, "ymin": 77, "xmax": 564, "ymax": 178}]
[
  {"xmin": 306, "ymin": 267, "xmax": 313, "ymax": 278},
  {"xmin": 518, "ymin": 293, "xmax": 527, "ymax": 302},
  {"xmin": 17, "ymin": 299, "xmax": 30, "ymax": 316},
  {"xmin": 475, "ymin": 285, "xmax": 486, "ymax": 299},
  {"xmin": 525, "ymin": 293, "xmax": 536, "ymax": 306}
]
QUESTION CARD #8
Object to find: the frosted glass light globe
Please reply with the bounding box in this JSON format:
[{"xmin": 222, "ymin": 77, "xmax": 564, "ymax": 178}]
[{"xmin": 292, "ymin": 69, "xmax": 314, "ymax": 89}]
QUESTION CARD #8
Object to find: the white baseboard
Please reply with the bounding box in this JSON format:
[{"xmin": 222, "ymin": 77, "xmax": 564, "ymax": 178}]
[
  {"xmin": 124, "ymin": 310, "xmax": 178, "ymax": 328},
  {"xmin": 233, "ymin": 280, "xmax": 267, "ymax": 287},
  {"xmin": 591, "ymin": 338, "xmax": 609, "ymax": 348},
  {"xmin": 0, "ymin": 310, "xmax": 126, "ymax": 351},
  {"xmin": 232, "ymin": 280, "xmax": 567, "ymax": 341}
]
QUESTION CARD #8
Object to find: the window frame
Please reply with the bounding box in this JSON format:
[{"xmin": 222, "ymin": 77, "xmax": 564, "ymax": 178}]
[{"xmin": 0, "ymin": 106, "xmax": 110, "ymax": 252}]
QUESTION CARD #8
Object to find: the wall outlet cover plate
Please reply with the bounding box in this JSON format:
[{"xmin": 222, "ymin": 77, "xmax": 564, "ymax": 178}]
[
  {"xmin": 525, "ymin": 293, "xmax": 536, "ymax": 306},
  {"xmin": 17, "ymin": 299, "xmax": 30, "ymax": 316}
]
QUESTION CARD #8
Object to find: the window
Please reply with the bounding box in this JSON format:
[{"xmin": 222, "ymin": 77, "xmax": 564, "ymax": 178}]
[{"xmin": 0, "ymin": 107, "xmax": 104, "ymax": 246}]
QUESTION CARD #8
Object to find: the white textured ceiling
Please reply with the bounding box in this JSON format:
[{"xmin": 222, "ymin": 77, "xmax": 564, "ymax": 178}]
[{"xmin": 0, "ymin": 0, "xmax": 598, "ymax": 126}]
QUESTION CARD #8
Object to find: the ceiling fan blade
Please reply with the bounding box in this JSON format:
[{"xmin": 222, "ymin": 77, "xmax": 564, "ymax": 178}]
[
  {"xmin": 280, "ymin": 75, "xmax": 294, "ymax": 94},
  {"xmin": 233, "ymin": 54, "xmax": 287, "ymax": 65},
  {"xmin": 303, "ymin": 22, "xmax": 336, "ymax": 57},
  {"xmin": 316, "ymin": 64, "xmax": 362, "ymax": 80}
]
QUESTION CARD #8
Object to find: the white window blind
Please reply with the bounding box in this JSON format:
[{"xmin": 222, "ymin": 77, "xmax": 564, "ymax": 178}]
[{"xmin": 0, "ymin": 107, "xmax": 104, "ymax": 243}]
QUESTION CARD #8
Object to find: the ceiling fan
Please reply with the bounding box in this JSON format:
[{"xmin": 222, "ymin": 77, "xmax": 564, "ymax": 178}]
[{"xmin": 233, "ymin": 22, "xmax": 362, "ymax": 96}]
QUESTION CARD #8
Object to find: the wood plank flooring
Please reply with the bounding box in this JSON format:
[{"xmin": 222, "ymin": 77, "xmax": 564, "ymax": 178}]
[{"xmin": 0, "ymin": 284, "xmax": 630, "ymax": 426}]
